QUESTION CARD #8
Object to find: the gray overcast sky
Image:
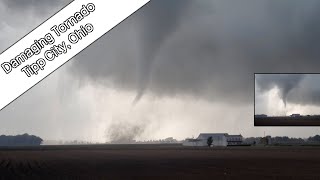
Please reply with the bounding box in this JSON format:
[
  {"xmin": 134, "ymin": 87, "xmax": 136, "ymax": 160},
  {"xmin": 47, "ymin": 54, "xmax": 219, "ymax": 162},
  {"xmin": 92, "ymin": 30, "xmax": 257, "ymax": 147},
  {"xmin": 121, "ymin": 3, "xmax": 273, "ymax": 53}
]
[{"xmin": 1, "ymin": 0, "xmax": 320, "ymax": 142}]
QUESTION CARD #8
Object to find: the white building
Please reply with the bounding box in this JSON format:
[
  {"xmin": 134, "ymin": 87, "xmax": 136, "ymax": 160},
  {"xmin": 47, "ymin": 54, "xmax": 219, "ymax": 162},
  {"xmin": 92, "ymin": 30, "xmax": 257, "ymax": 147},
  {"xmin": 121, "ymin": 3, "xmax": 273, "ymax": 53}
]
[
  {"xmin": 183, "ymin": 133, "xmax": 243, "ymax": 147},
  {"xmin": 255, "ymin": 114, "xmax": 268, "ymax": 118},
  {"xmin": 290, "ymin": 114, "xmax": 301, "ymax": 117},
  {"xmin": 226, "ymin": 134, "xmax": 243, "ymax": 145}
]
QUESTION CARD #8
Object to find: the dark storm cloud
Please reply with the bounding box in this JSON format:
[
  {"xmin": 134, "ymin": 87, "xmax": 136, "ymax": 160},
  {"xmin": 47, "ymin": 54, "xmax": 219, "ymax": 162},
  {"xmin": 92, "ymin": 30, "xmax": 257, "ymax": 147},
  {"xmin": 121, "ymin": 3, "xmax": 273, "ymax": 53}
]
[
  {"xmin": 255, "ymin": 74, "xmax": 306, "ymax": 106},
  {"xmin": 0, "ymin": 0, "xmax": 72, "ymax": 51},
  {"xmin": 2, "ymin": 0, "xmax": 71, "ymax": 9},
  {"xmin": 286, "ymin": 75, "xmax": 320, "ymax": 106},
  {"xmin": 256, "ymin": 74, "xmax": 320, "ymax": 107},
  {"xmin": 133, "ymin": 0, "xmax": 191, "ymax": 102},
  {"xmin": 70, "ymin": 0, "xmax": 320, "ymax": 104}
]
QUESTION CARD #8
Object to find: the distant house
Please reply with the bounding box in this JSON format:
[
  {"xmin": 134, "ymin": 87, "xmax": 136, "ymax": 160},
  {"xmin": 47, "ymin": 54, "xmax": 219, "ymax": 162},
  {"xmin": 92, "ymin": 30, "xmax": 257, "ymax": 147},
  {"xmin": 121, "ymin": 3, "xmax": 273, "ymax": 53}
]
[
  {"xmin": 226, "ymin": 134, "xmax": 243, "ymax": 145},
  {"xmin": 290, "ymin": 114, "xmax": 301, "ymax": 117},
  {"xmin": 255, "ymin": 114, "xmax": 268, "ymax": 118},
  {"xmin": 183, "ymin": 133, "xmax": 243, "ymax": 147}
]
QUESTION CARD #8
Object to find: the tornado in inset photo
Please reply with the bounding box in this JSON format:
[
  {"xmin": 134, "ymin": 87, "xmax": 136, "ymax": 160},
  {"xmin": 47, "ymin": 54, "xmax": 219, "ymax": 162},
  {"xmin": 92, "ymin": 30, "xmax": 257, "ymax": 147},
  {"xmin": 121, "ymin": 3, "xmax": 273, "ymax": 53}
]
[{"xmin": 255, "ymin": 73, "xmax": 320, "ymax": 126}]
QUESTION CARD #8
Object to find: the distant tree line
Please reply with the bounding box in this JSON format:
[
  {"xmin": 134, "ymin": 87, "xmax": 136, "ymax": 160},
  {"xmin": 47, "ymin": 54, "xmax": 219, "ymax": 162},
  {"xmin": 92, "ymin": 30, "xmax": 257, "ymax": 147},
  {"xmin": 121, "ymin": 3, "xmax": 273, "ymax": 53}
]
[
  {"xmin": 244, "ymin": 135, "xmax": 320, "ymax": 145},
  {"xmin": 308, "ymin": 135, "xmax": 320, "ymax": 142},
  {"xmin": 272, "ymin": 136, "xmax": 305, "ymax": 144},
  {"xmin": 0, "ymin": 133, "xmax": 43, "ymax": 146}
]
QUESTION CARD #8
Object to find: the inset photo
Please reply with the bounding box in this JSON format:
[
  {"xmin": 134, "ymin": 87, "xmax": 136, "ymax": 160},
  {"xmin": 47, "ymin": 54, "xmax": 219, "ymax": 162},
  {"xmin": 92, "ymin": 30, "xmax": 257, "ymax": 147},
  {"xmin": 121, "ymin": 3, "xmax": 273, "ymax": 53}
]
[{"xmin": 255, "ymin": 73, "xmax": 320, "ymax": 126}]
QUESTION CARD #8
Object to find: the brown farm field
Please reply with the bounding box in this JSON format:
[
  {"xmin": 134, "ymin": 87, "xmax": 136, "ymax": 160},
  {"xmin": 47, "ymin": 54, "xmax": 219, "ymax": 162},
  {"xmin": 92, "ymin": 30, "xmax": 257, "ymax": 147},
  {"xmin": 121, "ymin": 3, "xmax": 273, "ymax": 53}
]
[
  {"xmin": 255, "ymin": 116, "xmax": 320, "ymax": 126},
  {"xmin": 0, "ymin": 144, "xmax": 320, "ymax": 180}
]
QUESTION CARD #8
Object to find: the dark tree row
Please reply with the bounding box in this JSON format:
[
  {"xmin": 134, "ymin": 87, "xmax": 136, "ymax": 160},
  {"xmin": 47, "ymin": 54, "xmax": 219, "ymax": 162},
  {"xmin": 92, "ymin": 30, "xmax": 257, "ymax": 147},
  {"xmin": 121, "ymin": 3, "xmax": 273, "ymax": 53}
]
[
  {"xmin": 244, "ymin": 135, "xmax": 320, "ymax": 145},
  {"xmin": 0, "ymin": 133, "xmax": 42, "ymax": 146},
  {"xmin": 308, "ymin": 135, "xmax": 320, "ymax": 142}
]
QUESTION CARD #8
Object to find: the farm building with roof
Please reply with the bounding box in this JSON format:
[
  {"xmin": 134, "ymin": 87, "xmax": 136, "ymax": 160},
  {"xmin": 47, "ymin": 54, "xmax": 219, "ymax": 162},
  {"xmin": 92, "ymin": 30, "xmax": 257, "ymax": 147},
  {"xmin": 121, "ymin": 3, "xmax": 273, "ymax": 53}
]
[{"xmin": 183, "ymin": 133, "xmax": 243, "ymax": 147}]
